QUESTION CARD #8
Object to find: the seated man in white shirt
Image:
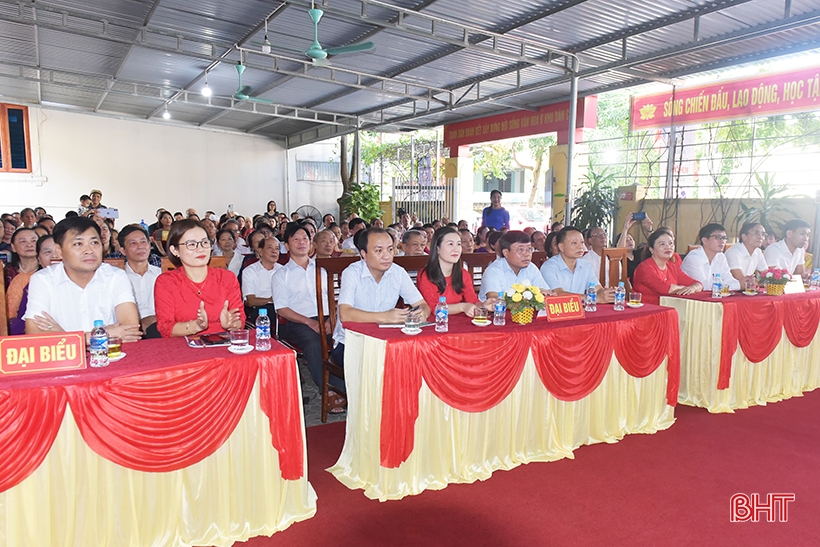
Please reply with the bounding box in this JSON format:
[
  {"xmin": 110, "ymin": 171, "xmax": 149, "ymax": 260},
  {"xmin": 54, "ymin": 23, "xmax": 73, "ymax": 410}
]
[
  {"xmin": 242, "ymin": 236, "xmax": 282, "ymax": 323},
  {"xmin": 332, "ymin": 228, "xmax": 430, "ymax": 369},
  {"xmin": 341, "ymin": 217, "xmax": 369, "ymax": 252},
  {"xmin": 681, "ymin": 223, "xmax": 740, "ymax": 291},
  {"xmin": 119, "ymin": 224, "xmax": 162, "ymax": 338},
  {"xmin": 479, "ymin": 231, "xmax": 556, "ymax": 300},
  {"xmin": 581, "ymin": 226, "xmax": 609, "ymax": 283},
  {"xmin": 540, "ymin": 227, "xmax": 615, "ymax": 302},
  {"xmin": 24, "ymin": 216, "xmax": 141, "ymax": 341},
  {"xmin": 272, "ymin": 224, "xmax": 332, "ymax": 391},
  {"xmin": 725, "ymin": 222, "xmax": 768, "ymax": 285},
  {"xmin": 764, "ymin": 219, "xmax": 810, "ymax": 276}
]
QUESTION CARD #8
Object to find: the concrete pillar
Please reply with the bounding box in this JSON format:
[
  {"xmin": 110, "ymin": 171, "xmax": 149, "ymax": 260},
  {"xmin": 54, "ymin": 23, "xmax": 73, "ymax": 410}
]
[
  {"xmin": 548, "ymin": 142, "xmax": 588, "ymax": 225},
  {"xmin": 444, "ymin": 146, "xmax": 474, "ymax": 225}
]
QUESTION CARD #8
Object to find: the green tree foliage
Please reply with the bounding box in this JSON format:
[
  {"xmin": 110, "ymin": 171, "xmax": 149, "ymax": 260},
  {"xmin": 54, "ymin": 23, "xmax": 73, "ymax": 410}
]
[
  {"xmin": 472, "ymin": 135, "xmax": 556, "ymax": 207},
  {"xmin": 736, "ymin": 172, "xmax": 799, "ymax": 234},
  {"xmin": 571, "ymin": 161, "xmax": 618, "ymax": 232},
  {"xmin": 340, "ymin": 182, "xmax": 384, "ymax": 220}
]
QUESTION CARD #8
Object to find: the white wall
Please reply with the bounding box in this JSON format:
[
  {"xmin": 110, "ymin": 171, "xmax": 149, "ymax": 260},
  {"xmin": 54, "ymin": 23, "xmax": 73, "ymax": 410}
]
[
  {"xmin": 0, "ymin": 107, "xmax": 286, "ymax": 225},
  {"xmin": 285, "ymin": 139, "xmax": 344, "ymax": 220}
]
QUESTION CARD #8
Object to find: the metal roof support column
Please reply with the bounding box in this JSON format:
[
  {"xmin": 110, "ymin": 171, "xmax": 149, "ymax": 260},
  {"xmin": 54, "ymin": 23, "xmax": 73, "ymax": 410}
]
[
  {"xmin": 564, "ymin": 62, "xmax": 579, "ymax": 225},
  {"xmin": 355, "ymin": 120, "xmax": 362, "ymax": 188},
  {"xmin": 664, "ymin": 125, "xmax": 678, "ymax": 200}
]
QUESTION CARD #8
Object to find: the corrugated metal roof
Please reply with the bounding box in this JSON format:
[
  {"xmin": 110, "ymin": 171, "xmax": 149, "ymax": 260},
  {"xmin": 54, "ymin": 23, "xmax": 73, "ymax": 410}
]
[{"xmin": 0, "ymin": 0, "xmax": 817, "ymax": 146}]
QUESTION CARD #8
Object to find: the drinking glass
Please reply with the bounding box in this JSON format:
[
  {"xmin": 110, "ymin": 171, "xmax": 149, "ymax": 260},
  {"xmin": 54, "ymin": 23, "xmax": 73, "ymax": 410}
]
[
  {"xmin": 404, "ymin": 309, "xmax": 421, "ymax": 331},
  {"xmin": 629, "ymin": 292, "xmax": 642, "ymax": 306},
  {"xmin": 108, "ymin": 337, "xmax": 122, "ymax": 358},
  {"xmin": 745, "ymin": 279, "xmax": 757, "ymax": 293},
  {"xmin": 229, "ymin": 329, "xmax": 250, "ymax": 347},
  {"xmin": 721, "ymin": 283, "xmax": 731, "ymax": 296}
]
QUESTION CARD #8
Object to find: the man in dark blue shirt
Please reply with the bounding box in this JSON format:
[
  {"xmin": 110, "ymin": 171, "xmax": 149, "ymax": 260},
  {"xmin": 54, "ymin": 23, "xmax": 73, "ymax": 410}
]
[{"xmin": 482, "ymin": 189, "xmax": 510, "ymax": 230}]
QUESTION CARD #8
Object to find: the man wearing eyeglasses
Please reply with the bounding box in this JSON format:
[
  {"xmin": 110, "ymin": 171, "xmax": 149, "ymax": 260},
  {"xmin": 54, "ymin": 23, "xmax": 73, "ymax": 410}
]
[
  {"xmin": 479, "ymin": 231, "xmax": 556, "ymax": 300},
  {"xmin": 25, "ymin": 216, "xmax": 142, "ymax": 341},
  {"xmin": 681, "ymin": 223, "xmax": 740, "ymax": 291},
  {"xmin": 580, "ymin": 226, "xmax": 611, "ymax": 284}
]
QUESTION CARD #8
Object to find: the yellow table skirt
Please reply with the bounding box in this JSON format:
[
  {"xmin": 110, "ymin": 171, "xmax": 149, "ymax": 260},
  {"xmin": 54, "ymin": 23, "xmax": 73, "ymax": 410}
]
[
  {"xmin": 661, "ymin": 296, "xmax": 820, "ymax": 413},
  {"xmin": 328, "ymin": 331, "xmax": 675, "ymax": 501},
  {"xmin": 0, "ymin": 379, "xmax": 317, "ymax": 547}
]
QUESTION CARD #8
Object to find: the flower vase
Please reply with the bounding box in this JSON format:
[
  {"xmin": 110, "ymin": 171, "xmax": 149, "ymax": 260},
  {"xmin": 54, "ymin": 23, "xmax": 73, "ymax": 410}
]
[
  {"xmin": 511, "ymin": 308, "xmax": 535, "ymax": 325},
  {"xmin": 765, "ymin": 282, "xmax": 785, "ymax": 296}
]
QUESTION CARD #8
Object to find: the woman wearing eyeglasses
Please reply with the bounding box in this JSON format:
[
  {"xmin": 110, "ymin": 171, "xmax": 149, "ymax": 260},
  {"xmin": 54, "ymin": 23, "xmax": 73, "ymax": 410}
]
[
  {"xmin": 681, "ymin": 223, "xmax": 740, "ymax": 291},
  {"xmin": 154, "ymin": 219, "xmax": 245, "ymax": 337}
]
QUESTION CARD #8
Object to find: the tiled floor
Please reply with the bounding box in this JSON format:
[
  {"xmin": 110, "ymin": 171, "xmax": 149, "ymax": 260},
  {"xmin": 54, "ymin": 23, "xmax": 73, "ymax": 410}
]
[{"xmin": 297, "ymin": 356, "xmax": 347, "ymax": 428}]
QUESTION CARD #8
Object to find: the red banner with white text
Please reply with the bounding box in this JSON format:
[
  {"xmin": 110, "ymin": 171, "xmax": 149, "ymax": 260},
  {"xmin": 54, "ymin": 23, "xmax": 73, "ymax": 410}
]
[{"xmin": 630, "ymin": 66, "xmax": 820, "ymax": 131}]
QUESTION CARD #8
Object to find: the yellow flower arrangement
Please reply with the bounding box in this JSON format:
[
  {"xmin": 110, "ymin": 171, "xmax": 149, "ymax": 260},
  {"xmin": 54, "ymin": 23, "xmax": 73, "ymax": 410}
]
[{"xmin": 504, "ymin": 281, "xmax": 547, "ymax": 315}]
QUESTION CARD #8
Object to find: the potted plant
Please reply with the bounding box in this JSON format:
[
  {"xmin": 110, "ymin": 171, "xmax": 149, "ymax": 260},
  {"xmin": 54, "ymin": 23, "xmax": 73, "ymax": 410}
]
[
  {"xmin": 756, "ymin": 267, "xmax": 792, "ymax": 296},
  {"xmin": 505, "ymin": 282, "xmax": 546, "ymax": 325}
]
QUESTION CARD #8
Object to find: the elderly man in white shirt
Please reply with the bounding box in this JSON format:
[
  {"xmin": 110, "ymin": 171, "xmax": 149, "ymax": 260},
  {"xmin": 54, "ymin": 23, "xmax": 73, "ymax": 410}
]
[
  {"xmin": 242, "ymin": 235, "xmax": 282, "ymax": 321},
  {"xmin": 725, "ymin": 222, "xmax": 768, "ymax": 285},
  {"xmin": 24, "ymin": 216, "xmax": 141, "ymax": 341},
  {"xmin": 119, "ymin": 224, "xmax": 162, "ymax": 338},
  {"xmin": 272, "ymin": 224, "xmax": 332, "ymax": 392},
  {"xmin": 479, "ymin": 231, "xmax": 556, "ymax": 300},
  {"xmin": 332, "ymin": 228, "xmax": 430, "ymax": 369},
  {"xmin": 581, "ymin": 226, "xmax": 611, "ymax": 284},
  {"xmin": 764, "ymin": 219, "xmax": 811, "ymax": 276},
  {"xmin": 682, "ymin": 223, "xmax": 740, "ymax": 291}
]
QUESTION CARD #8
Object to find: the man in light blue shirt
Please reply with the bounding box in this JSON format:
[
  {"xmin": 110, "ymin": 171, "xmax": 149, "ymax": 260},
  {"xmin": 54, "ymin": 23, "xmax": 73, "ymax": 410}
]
[
  {"xmin": 332, "ymin": 228, "xmax": 430, "ymax": 367},
  {"xmin": 540, "ymin": 227, "xmax": 615, "ymax": 302},
  {"xmin": 479, "ymin": 231, "xmax": 556, "ymax": 300}
]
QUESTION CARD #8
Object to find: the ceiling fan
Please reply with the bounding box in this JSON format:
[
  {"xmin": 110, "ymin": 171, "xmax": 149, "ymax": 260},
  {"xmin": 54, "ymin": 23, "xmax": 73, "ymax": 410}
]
[
  {"xmin": 232, "ymin": 63, "xmax": 274, "ymax": 104},
  {"xmin": 259, "ymin": 3, "xmax": 375, "ymax": 67}
]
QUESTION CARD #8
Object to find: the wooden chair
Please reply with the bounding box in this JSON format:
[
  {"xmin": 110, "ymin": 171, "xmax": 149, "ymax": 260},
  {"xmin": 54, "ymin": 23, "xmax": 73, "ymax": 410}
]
[
  {"xmin": 532, "ymin": 251, "xmax": 548, "ymax": 269},
  {"xmin": 315, "ymin": 256, "xmax": 360, "ymax": 422},
  {"xmin": 161, "ymin": 255, "xmax": 228, "ymax": 272},
  {"xmin": 687, "ymin": 245, "xmax": 701, "ymax": 253},
  {"xmin": 103, "ymin": 258, "xmax": 125, "ymax": 269},
  {"xmin": 161, "ymin": 256, "xmax": 174, "ymax": 272},
  {"xmin": 600, "ymin": 248, "xmax": 630, "ymax": 290},
  {"xmin": 393, "ymin": 255, "xmax": 431, "ymax": 285},
  {"xmin": 462, "ymin": 252, "xmax": 497, "ymax": 295},
  {"xmin": 0, "ymin": 263, "xmax": 8, "ymax": 336}
]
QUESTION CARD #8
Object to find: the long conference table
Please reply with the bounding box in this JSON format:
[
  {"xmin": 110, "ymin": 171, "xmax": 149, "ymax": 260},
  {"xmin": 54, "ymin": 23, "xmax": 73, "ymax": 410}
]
[
  {"xmin": 662, "ymin": 290, "xmax": 820, "ymax": 413},
  {"xmin": 329, "ymin": 305, "xmax": 681, "ymax": 501},
  {"xmin": 0, "ymin": 337, "xmax": 316, "ymax": 547}
]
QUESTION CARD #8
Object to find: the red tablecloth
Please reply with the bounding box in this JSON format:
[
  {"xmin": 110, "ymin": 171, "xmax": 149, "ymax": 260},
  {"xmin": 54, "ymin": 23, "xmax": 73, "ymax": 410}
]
[
  {"xmin": 346, "ymin": 304, "xmax": 680, "ymax": 468},
  {"xmin": 0, "ymin": 338, "xmax": 304, "ymax": 492},
  {"xmin": 666, "ymin": 291, "xmax": 820, "ymax": 389}
]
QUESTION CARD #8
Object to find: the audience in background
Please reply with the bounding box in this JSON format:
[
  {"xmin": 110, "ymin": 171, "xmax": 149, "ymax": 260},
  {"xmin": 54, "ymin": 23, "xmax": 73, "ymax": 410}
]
[
  {"xmin": 459, "ymin": 228, "xmax": 476, "ymax": 254},
  {"xmin": 400, "ymin": 229, "xmax": 427, "ymax": 256},
  {"xmin": 241, "ymin": 237, "xmax": 281, "ymax": 323},
  {"xmin": 4, "ymin": 227, "xmax": 39, "ymax": 288}
]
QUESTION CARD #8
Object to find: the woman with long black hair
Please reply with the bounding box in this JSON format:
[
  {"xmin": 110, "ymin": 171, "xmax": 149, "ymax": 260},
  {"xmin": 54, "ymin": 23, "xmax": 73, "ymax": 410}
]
[{"xmin": 416, "ymin": 226, "xmax": 490, "ymax": 317}]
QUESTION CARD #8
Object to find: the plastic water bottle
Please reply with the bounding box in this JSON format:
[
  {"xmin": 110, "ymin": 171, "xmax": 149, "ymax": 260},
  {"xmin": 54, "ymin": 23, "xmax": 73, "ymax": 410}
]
[
  {"xmin": 255, "ymin": 308, "xmax": 271, "ymax": 351},
  {"xmin": 89, "ymin": 320, "xmax": 109, "ymax": 368},
  {"xmin": 493, "ymin": 292, "xmax": 506, "ymax": 326},
  {"xmin": 435, "ymin": 296, "xmax": 449, "ymax": 333},
  {"xmin": 711, "ymin": 273, "xmax": 722, "ymax": 298},
  {"xmin": 139, "ymin": 218, "xmax": 149, "ymax": 233},
  {"xmin": 811, "ymin": 268, "xmax": 820, "ymax": 291},
  {"xmin": 614, "ymin": 281, "xmax": 626, "ymax": 311},
  {"xmin": 585, "ymin": 282, "xmax": 597, "ymax": 312}
]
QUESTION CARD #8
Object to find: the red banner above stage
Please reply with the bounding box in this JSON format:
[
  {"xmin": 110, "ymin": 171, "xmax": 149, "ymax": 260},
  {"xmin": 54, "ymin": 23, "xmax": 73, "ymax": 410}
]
[
  {"xmin": 443, "ymin": 97, "xmax": 597, "ymax": 151},
  {"xmin": 630, "ymin": 66, "xmax": 820, "ymax": 131}
]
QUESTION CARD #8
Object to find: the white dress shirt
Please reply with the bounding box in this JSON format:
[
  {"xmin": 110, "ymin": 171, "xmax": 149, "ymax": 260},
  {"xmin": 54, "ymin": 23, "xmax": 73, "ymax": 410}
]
[
  {"xmin": 125, "ymin": 262, "xmax": 161, "ymax": 319},
  {"xmin": 681, "ymin": 247, "xmax": 740, "ymax": 290},
  {"xmin": 271, "ymin": 257, "xmax": 328, "ymax": 317},
  {"xmin": 581, "ymin": 249, "xmax": 612, "ymax": 285},
  {"xmin": 228, "ymin": 251, "xmax": 247, "ymax": 276},
  {"xmin": 341, "ymin": 237, "xmax": 357, "ymax": 251},
  {"xmin": 241, "ymin": 260, "xmax": 282, "ymax": 300},
  {"xmin": 24, "ymin": 263, "xmax": 136, "ymax": 332},
  {"xmin": 764, "ymin": 239, "xmax": 805, "ymax": 274},
  {"xmin": 478, "ymin": 258, "xmax": 550, "ymax": 300},
  {"xmin": 724, "ymin": 244, "xmax": 767, "ymax": 276},
  {"xmin": 334, "ymin": 260, "xmax": 423, "ymax": 346}
]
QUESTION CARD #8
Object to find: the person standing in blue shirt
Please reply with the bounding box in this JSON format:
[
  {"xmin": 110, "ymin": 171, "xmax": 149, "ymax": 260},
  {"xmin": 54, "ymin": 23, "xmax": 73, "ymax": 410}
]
[
  {"xmin": 540, "ymin": 227, "xmax": 615, "ymax": 302},
  {"xmin": 482, "ymin": 190, "xmax": 510, "ymax": 230}
]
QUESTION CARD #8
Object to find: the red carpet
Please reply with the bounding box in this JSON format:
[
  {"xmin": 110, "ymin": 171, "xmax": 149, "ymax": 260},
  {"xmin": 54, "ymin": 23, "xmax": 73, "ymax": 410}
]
[{"xmin": 235, "ymin": 391, "xmax": 820, "ymax": 547}]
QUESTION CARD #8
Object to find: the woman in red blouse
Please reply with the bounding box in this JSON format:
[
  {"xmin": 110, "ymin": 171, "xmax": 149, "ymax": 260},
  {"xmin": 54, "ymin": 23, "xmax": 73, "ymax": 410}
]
[
  {"xmin": 633, "ymin": 229, "xmax": 702, "ymax": 305},
  {"xmin": 154, "ymin": 219, "xmax": 245, "ymax": 337},
  {"xmin": 417, "ymin": 227, "xmax": 489, "ymax": 316}
]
